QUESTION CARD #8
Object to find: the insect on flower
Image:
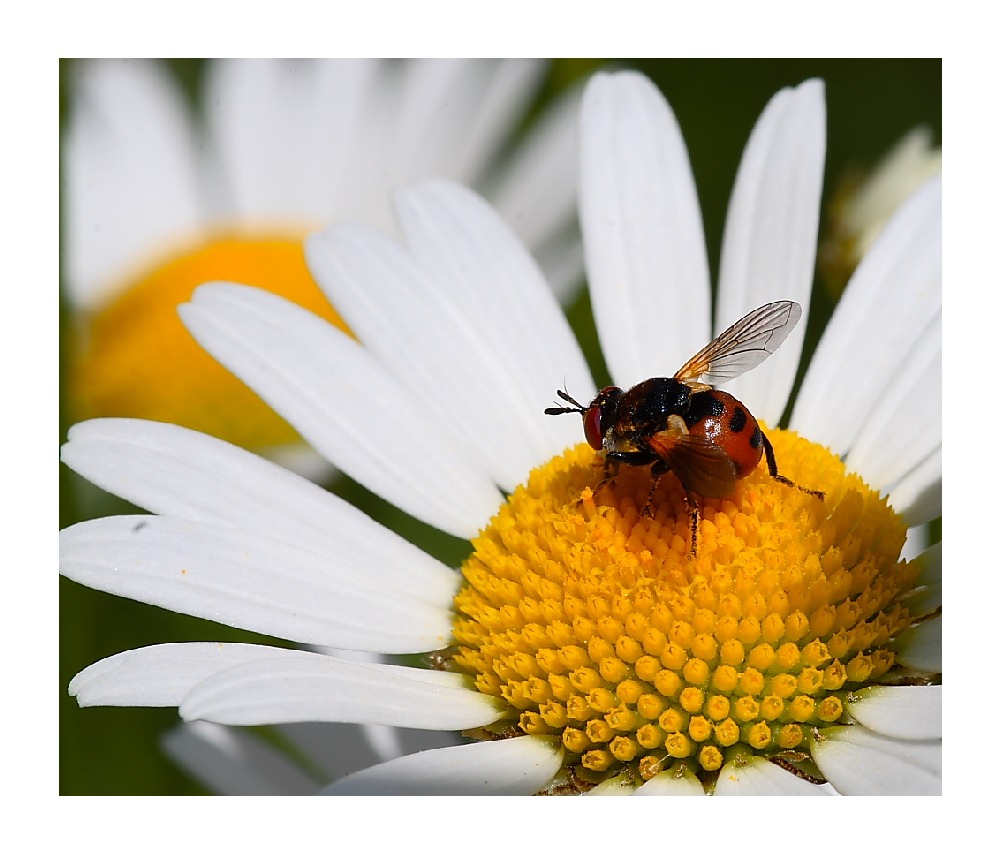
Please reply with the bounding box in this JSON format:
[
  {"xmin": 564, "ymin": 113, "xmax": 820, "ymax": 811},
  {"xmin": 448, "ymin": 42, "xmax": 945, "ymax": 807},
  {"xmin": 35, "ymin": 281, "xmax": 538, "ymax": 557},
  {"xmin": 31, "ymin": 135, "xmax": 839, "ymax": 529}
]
[{"xmin": 546, "ymin": 301, "xmax": 825, "ymax": 553}]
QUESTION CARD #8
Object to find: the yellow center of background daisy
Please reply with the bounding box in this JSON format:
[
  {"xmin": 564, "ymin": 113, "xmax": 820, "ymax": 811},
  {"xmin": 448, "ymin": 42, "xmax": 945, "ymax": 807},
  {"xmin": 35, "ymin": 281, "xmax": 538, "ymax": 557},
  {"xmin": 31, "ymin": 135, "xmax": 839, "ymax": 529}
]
[
  {"xmin": 69, "ymin": 235, "xmax": 350, "ymax": 450},
  {"xmin": 451, "ymin": 429, "xmax": 918, "ymax": 791}
]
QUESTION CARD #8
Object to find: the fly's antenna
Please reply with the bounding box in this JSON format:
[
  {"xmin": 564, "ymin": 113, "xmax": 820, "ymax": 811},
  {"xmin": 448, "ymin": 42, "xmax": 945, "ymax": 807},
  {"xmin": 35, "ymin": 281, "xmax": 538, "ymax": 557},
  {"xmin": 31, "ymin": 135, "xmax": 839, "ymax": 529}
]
[{"xmin": 545, "ymin": 388, "xmax": 586, "ymax": 416}]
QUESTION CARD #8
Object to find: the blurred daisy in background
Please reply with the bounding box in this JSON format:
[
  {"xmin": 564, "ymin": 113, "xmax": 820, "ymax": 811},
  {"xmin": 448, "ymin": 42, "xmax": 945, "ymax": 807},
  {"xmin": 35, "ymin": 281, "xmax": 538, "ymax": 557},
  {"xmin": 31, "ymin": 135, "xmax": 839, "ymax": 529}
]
[
  {"xmin": 819, "ymin": 125, "xmax": 941, "ymax": 297},
  {"xmin": 62, "ymin": 59, "xmax": 585, "ymax": 471},
  {"xmin": 61, "ymin": 69, "xmax": 941, "ymax": 795}
]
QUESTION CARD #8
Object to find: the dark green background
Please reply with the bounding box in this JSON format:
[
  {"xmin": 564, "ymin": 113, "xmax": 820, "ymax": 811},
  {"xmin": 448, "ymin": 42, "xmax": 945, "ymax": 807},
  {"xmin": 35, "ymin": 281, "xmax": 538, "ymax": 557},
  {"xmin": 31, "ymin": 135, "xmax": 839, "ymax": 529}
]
[{"xmin": 59, "ymin": 58, "xmax": 942, "ymax": 795}]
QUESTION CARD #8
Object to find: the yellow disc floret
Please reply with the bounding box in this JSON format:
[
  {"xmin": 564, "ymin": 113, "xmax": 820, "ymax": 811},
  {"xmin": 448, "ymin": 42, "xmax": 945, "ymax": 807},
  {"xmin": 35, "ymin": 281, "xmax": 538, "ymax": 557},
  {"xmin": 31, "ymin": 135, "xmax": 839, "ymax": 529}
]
[
  {"xmin": 70, "ymin": 233, "xmax": 350, "ymax": 449},
  {"xmin": 451, "ymin": 429, "xmax": 921, "ymax": 792}
]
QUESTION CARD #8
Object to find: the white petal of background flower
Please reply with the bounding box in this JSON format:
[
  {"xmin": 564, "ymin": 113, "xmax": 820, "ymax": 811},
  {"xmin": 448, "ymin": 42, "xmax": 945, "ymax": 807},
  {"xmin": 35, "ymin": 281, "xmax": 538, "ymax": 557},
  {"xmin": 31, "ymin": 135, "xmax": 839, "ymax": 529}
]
[
  {"xmin": 162, "ymin": 721, "xmax": 319, "ymax": 796},
  {"xmin": 792, "ymin": 175, "xmax": 941, "ymax": 458},
  {"xmin": 847, "ymin": 686, "xmax": 942, "ymax": 740},
  {"xmin": 60, "ymin": 419, "xmax": 456, "ymax": 609},
  {"xmin": 61, "ymin": 515, "xmax": 455, "ymax": 652},
  {"xmin": 202, "ymin": 58, "xmax": 377, "ymax": 226},
  {"xmin": 69, "ymin": 642, "xmax": 293, "ymax": 707},
  {"xmin": 486, "ymin": 83, "xmax": 584, "ymax": 301},
  {"xmin": 319, "ymin": 736, "xmax": 562, "ymax": 795},
  {"xmin": 65, "ymin": 59, "xmax": 203, "ymax": 307},
  {"xmin": 894, "ymin": 616, "xmax": 942, "ymax": 673},
  {"xmin": 633, "ymin": 768, "xmax": 706, "ymax": 795},
  {"xmin": 392, "ymin": 181, "xmax": 594, "ymax": 460},
  {"xmin": 714, "ymin": 757, "xmax": 835, "ymax": 795},
  {"xmin": 179, "ymin": 652, "xmax": 503, "ymax": 729},
  {"xmin": 179, "ymin": 283, "xmax": 504, "ymax": 538},
  {"xmin": 716, "ymin": 79, "xmax": 826, "ymax": 424},
  {"xmin": 812, "ymin": 726, "xmax": 941, "ymax": 795},
  {"xmin": 579, "ymin": 70, "xmax": 711, "ymax": 388}
]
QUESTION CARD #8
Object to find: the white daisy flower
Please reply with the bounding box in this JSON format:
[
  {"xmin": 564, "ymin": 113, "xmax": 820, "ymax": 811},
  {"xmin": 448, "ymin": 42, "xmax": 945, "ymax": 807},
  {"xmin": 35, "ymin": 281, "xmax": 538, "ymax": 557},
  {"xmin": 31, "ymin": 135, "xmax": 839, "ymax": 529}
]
[
  {"xmin": 60, "ymin": 70, "xmax": 941, "ymax": 795},
  {"xmin": 820, "ymin": 125, "xmax": 942, "ymax": 294},
  {"xmin": 63, "ymin": 58, "xmax": 583, "ymax": 469}
]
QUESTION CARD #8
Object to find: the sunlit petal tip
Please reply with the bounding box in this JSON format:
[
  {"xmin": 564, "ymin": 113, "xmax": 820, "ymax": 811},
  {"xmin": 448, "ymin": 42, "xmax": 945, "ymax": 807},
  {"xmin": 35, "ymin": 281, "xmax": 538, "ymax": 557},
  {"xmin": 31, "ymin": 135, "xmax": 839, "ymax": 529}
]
[
  {"xmin": 67, "ymin": 642, "xmax": 294, "ymax": 708},
  {"xmin": 318, "ymin": 735, "xmax": 563, "ymax": 796},
  {"xmin": 178, "ymin": 654, "xmax": 506, "ymax": 730}
]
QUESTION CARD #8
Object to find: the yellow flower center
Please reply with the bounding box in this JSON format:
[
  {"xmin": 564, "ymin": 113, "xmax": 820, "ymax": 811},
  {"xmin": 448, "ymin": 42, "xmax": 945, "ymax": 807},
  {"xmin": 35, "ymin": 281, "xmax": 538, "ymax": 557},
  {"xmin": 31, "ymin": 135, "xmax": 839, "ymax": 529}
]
[
  {"xmin": 451, "ymin": 429, "xmax": 919, "ymax": 792},
  {"xmin": 69, "ymin": 234, "xmax": 350, "ymax": 450}
]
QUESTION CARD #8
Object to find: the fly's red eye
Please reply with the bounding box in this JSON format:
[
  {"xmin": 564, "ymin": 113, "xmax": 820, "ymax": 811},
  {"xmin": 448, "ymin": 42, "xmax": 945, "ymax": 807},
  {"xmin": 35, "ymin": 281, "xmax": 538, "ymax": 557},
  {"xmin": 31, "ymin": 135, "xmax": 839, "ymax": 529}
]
[{"xmin": 584, "ymin": 406, "xmax": 604, "ymax": 450}]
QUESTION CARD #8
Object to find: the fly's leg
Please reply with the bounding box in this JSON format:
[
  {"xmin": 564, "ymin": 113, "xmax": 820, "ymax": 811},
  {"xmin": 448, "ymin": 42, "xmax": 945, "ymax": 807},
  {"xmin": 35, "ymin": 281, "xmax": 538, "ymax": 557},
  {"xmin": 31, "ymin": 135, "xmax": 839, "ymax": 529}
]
[{"xmin": 761, "ymin": 433, "xmax": 825, "ymax": 501}]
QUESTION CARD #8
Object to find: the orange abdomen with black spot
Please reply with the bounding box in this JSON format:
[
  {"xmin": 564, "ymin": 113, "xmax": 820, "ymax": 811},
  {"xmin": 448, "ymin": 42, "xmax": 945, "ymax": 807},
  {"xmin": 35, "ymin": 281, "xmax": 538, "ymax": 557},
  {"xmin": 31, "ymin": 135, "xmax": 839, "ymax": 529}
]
[{"xmin": 685, "ymin": 390, "xmax": 764, "ymax": 479}]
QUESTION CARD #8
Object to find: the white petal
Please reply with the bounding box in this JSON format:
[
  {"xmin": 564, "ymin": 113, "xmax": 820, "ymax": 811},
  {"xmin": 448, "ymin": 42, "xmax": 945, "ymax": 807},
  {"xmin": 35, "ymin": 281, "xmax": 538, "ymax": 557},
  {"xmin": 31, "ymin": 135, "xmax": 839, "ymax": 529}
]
[
  {"xmin": 60, "ymin": 418, "xmax": 457, "ymax": 609},
  {"xmin": 64, "ymin": 59, "xmax": 203, "ymax": 308},
  {"xmin": 179, "ymin": 282, "xmax": 503, "ymax": 538},
  {"xmin": 179, "ymin": 653, "xmax": 504, "ymax": 730},
  {"xmin": 319, "ymin": 736, "xmax": 562, "ymax": 795},
  {"xmin": 812, "ymin": 725, "xmax": 941, "ymax": 795},
  {"xmin": 847, "ymin": 313, "xmax": 941, "ymax": 493},
  {"xmin": 887, "ymin": 445, "xmax": 941, "ymax": 527},
  {"xmin": 584, "ymin": 775, "xmax": 634, "ymax": 795},
  {"xmin": 281, "ymin": 721, "xmax": 461, "ymax": 779},
  {"xmin": 909, "ymin": 541, "xmax": 942, "ymax": 614},
  {"xmin": 487, "ymin": 82, "xmax": 582, "ymax": 271},
  {"xmin": 203, "ymin": 59, "xmax": 375, "ymax": 225},
  {"xmin": 391, "ymin": 180, "xmax": 595, "ymax": 461},
  {"xmin": 714, "ymin": 757, "xmax": 834, "ymax": 795},
  {"xmin": 895, "ymin": 615, "xmax": 942, "ymax": 672},
  {"xmin": 633, "ymin": 766, "xmax": 706, "ymax": 796},
  {"xmin": 69, "ymin": 642, "xmax": 293, "ymax": 707},
  {"xmin": 847, "ymin": 685, "xmax": 942, "ymax": 740},
  {"xmin": 792, "ymin": 175, "xmax": 941, "ymax": 455},
  {"xmin": 162, "ymin": 721, "xmax": 319, "ymax": 795},
  {"xmin": 717, "ymin": 80, "xmax": 826, "ymax": 424},
  {"xmin": 579, "ymin": 70, "xmax": 711, "ymax": 389},
  {"xmin": 60, "ymin": 515, "xmax": 456, "ymax": 653}
]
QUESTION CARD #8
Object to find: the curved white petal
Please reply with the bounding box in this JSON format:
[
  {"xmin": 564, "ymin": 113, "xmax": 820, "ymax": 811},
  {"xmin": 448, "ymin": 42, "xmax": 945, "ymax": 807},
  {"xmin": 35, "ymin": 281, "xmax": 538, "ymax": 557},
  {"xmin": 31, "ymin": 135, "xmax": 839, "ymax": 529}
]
[
  {"xmin": 391, "ymin": 180, "xmax": 594, "ymax": 464},
  {"xmin": 60, "ymin": 515, "xmax": 456, "ymax": 652},
  {"xmin": 714, "ymin": 757, "xmax": 834, "ymax": 795},
  {"xmin": 307, "ymin": 219, "xmax": 586, "ymax": 490},
  {"xmin": 792, "ymin": 175, "xmax": 941, "ymax": 456},
  {"xmin": 162, "ymin": 721, "xmax": 319, "ymax": 795},
  {"xmin": 60, "ymin": 418, "xmax": 456, "ymax": 609},
  {"xmin": 179, "ymin": 653, "xmax": 504, "ymax": 730},
  {"xmin": 895, "ymin": 615, "xmax": 942, "ymax": 673},
  {"xmin": 847, "ymin": 685, "xmax": 942, "ymax": 740},
  {"xmin": 579, "ymin": 70, "xmax": 711, "ymax": 389},
  {"xmin": 179, "ymin": 282, "xmax": 503, "ymax": 538},
  {"xmin": 717, "ymin": 79, "xmax": 826, "ymax": 424},
  {"xmin": 69, "ymin": 642, "xmax": 293, "ymax": 707},
  {"xmin": 64, "ymin": 59, "xmax": 203, "ymax": 307},
  {"xmin": 812, "ymin": 725, "xmax": 941, "ymax": 795},
  {"xmin": 319, "ymin": 736, "xmax": 562, "ymax": 795},
  {"xmin": 633, "ymin": 766, "xmax": 706, "ymax": 796}
]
